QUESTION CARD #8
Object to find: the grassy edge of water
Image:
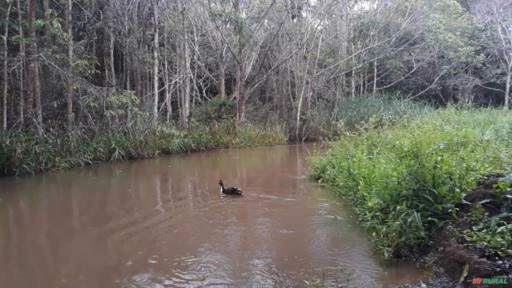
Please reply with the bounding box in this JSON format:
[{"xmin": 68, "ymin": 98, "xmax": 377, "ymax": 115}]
[
  {"xmin": 0, "ymin": 120, "xmax": 287, "ymax": 177},
  {"xmin": 308, "ymin": 108, "xmax": 512, "ymax": 286}
]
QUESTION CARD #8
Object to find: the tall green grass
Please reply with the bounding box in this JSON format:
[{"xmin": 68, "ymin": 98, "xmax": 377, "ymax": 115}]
[
  {"xmin": 0, "ymin": 120, "xmax": 287, "ymax": 176},
  {"xmin": 306, "ymin": 95, "xmax": 433, "ymax": 140},
  {"xmin": 309, "ymin": 108, "xmax": 512, "ymax": 258},
  {"xmin": 335, "ymin": 94, "xmax": 434, "ymax": 129}
]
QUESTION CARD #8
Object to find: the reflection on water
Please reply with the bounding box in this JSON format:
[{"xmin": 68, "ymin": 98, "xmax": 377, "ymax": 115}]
[{"xmin": 0, "ymin": 144, "xmax": 424, "ymax": 288}]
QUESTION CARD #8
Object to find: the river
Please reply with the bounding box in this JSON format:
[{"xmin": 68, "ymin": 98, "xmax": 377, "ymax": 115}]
[{"xmin": 0, "ymin": 144, "xmax": 424, "ymax": 287}]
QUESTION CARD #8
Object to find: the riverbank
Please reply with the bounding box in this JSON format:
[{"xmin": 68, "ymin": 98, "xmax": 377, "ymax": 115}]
[
  {"xmin": 0, "ymin": 95, "xmax": 427, "ymax": 177},
  {"xmin": 309, "ymin": 108, "xmax": 512, "ymax": 286},
  {"xmin": 0, "ymin": 120, "xmax": 287, "ymax": 176}
]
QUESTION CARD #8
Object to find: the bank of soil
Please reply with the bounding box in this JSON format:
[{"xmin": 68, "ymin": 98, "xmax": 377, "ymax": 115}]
[{"xmin": 412, "ymin": 173, "xmax": 512, "ymax": 288}]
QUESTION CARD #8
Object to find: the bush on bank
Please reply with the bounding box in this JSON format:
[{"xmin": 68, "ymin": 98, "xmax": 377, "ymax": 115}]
[
  {"xmin": 309, "ymin": 108, "xmax": 512, "ymax": 259},
  {"xmin": 0, "ymin": 120, "xmax": 287, "ymax": 176}
]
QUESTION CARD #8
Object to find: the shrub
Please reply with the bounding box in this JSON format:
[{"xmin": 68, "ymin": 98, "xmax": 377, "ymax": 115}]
[
  {"xmin": 301, "ymin": 94, "xmax": 433, "ymax": 141},
  {"xmin": 0, "ymin": 120, "xmax": 287, "ymax": 176},
  {"xmin": 309, "ymin": 108, "xmax": 512, "ymax": 258}
]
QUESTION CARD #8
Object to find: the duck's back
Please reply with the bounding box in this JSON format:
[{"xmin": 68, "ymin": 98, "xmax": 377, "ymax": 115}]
[{"xmin": 225, "ymin": 187, "xmax": 243, "ymax": 195}]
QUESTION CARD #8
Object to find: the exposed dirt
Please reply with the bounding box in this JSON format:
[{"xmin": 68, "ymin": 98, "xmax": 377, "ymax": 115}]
[{"xmin": 402, "ymin": 173, "xmax": 512, "ymax": 288}]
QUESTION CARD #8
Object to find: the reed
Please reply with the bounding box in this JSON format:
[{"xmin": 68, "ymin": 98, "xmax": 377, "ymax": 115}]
[{"xmin": 0, "ymin": 120, "xmax": 287, "ymax": 176}]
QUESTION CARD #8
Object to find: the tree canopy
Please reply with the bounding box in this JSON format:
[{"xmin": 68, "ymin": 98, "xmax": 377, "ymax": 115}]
[{"xmin": 0, "ymin": 0, "xmax": 509, "ymax": 139}]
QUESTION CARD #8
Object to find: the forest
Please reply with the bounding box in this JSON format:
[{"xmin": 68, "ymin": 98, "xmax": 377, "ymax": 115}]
[
  {"xmin": 0, "ymin": 0, "xmax": 511, "ymax": 133},
  {"xmin": 0, "ymin": 0, "xmax": 511, "ymax": 175}
]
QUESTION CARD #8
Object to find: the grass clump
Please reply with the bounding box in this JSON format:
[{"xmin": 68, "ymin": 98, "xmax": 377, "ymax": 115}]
[
  {"xmin": 335, "ymin": 94, "xmax": 434, "ymax": 129},
  {"xmin": 0, "ymin": 120, "xmax": 286, "ymax": 176},
  {"xmin": 309, "ymin": 108, "xmax": 512, "ymax": 259},
  {"xmin": 305, "ymin": 94, "xmax": 433, "ymax": 140},
  {"xmin": 462, "ymin": 208, "xmax": 512, "ymax": 257}
]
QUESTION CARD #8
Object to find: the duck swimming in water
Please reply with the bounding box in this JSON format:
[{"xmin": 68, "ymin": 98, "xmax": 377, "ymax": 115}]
[{"xmin": 218, "ymin": 180, "xmax": 243, "ymax": 195}]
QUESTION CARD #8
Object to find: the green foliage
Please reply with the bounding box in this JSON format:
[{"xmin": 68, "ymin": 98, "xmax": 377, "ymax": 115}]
[
  {"xmin": 105, "ymin": 90, "xmax": 145, "ymax": 124},
  {"xmin": 77, "ymin": 90, "xmax": 148, "ymax": 130},
  {"xmin": 192, "ymin": 96, "xmax": 235, "ymax": 124},
  {"xmin": 304, "ymin": 94, "xmax": 433, "ymax": 140},
  {"xmin": 304, "ymin": 280, "xmax": 324, "ymax": 288},
  {"xmin": 463, "ymin": 212, "xmax": 512, "ymax": 257},
  {"xmin": 0, "ymin": 121, "xmax": 286, "ymax": 176},
  {"xmin": 186, "ymin": 119, "xmax": 286, "ymax": 151},
  {"xmin": 335, "ymin": 94, "xmax": 433, "ymax": 129},
  {"xmin": 309, "ymin": 108, "xmax": 512, "ymax": 258},
  {"xmin": 72, "ymin": 57, "xmax": 99, "ymax": 77},
  {"xmin": 421, "ymin": 0, "xmax": 480, "ymax": 62},
  {"xmin": 497, "ymin": 177, "xmax": 511, "ymax": 192}
]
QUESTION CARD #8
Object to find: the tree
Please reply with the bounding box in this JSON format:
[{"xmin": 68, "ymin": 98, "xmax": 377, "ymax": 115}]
[
  {"xmin": 152, "ymin": 0, "xmax": 159, "ymax": 124},
  {"xmin": 2, "ymin": 0, "xmax": 12, "ymax": 130},
  {"xmin": 0, "ymin": 0, "xmax": 501, "ymax": 139},
  {"xmin": 62, "ymin": 0, "xmax": 74, "ymax": 130},
  {"xmin": 469, "ymin": 0, "xmax": 512, "ymax": 109},
  {"xmin": 16, "ymin": 0, "xmax": 24, "ymax": 125},
  {"xmin": 27, "ymin": 0, "xmax": 43, "ymax": 134},
  {"xmin": 208, "ymin": 0, "xmax": 287, "ymax": 122}
]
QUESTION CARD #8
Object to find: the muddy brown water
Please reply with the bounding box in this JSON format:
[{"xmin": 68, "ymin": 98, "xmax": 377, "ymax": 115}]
[{"xmin": 0, "ymin": 144, "xmax": 425, "ymax": 288}]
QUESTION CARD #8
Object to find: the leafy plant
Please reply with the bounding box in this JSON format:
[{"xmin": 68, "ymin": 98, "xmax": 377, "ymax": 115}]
[{"xmin": 310, "ymin": 107, "xmax": 512, "ymax": 258}]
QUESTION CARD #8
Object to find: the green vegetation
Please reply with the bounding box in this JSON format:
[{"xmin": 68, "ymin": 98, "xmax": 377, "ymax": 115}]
[
  {"xmin": 0, "ymin": 120, "xmax": 286, "ymax": 176},
  {"xmin": 334, "ymin": 95, "xmax": 433, "ymax": 130},
  {"xmin": 310, "ymin": 108, "xmax": 512, "ymax": 259},
  {"xmin": 303, "ymin": 95, "xmax": 433, "ymax": 140},
  {"xmin": 462, "ymin": 206, "xmax": 512, "ymax": 257}
]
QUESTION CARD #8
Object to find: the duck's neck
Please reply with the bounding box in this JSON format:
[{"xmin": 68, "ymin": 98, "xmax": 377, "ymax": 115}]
[{"xmin": 219, "ymin": 184, "xmax": 224, "ymax": 193}]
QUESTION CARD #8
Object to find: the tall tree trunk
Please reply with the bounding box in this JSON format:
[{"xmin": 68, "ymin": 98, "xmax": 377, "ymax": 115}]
[
  {"xmin": 133, "ymin": 1, "xmax": 141, "ymax": 100},
  {"xmin": 17, "ymin": 0, "xmax": 24, "ymax": 125},
  {"xmin": 2, "ymin": 1, "xmax": 12, "ymax": 131},
  {"xmin": 219, "ymin": 46, "xmax": 226, "ymax": 100},
  {"xmin": 63, "ymin": 0, "xmax": 74, "ymax": 131},
  {"xmin": 351, "ymin": 43, "xmax": 356, "ymax": 100},
  {"xmin": 179, "ymin": 0, "xmax": 190, "ymax": 129},
  {"xmin": 91, "ymin": 0, "xmax": 96, "ymax": 65},
  {"xmin": 360, "ymin": 71, "xmax": 364, "ymax": 96},
  {"xmin": 351, "ymin": 69, "xmax": 356, "ymax": 99},
  {"xmin": 373, "ymin": 59, "xmax": 377, "ymax": 94},
  {"xmin": 25, "ymin": 0, "xmax": 34, "ymax": 123},
  {"xmin": 236, "ymin": 59, "xmax": 245, "ymax": 122},
  {"xmin": 109, "ymin": 30, "xmax": 115, "ymax": 89},
  {"xmin": 191, "ymin": 26, "xmax": 199, "ymax": 112},
  {"xmin": 152, "ymin": 0, "xmax": 159, "ymax": 124},
  {"xmin": 105, "ymin": 1, "xmax": 115, "ymax": 90},
  {"xmin": 34, "ymin": 56, "xmax": 42, "ymax": 135},
  {"xmin": 332, "ymin": 74, "xmax": 343, "ymax": 120},
  {"xmin": 234, "ymin": 0, "xmax": 245, "ymax": 122},
  {"xmin": 182, "ymin": 32, "xmax": 190, "ymax": 129},
  {"xmin": 505, "ymin": 62, "xmax": 511, "ymax": 110},
  {"xmin": 296, "ymin": 44, "xmax": 311, "ymax": 142},
  {"xmin": 308, "ymin": 33, "xmax": 322, "ymax": 120},
  {"xmin": 123, "ymin": 12, "xmax": 129, "ymax": 90},
  {"xmin": 163, "ymin": 23, "xmax": 171, "ymax": 123},
  {"xmin": 295, "ymin": 89, "xmax": 304, "ymax": 141},
  {"xmin": 28, "ymin": 0, "xmax": 42, "ymax": 134},
  {"xmin": 135, "ymin": 62, "xmax": 141, "ymax": 99}
]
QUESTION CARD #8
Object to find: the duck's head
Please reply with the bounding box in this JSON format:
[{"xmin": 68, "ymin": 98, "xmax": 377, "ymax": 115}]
[{"xmin": 218, "ymin": 180, "xmax": 224, "ymax": 186}]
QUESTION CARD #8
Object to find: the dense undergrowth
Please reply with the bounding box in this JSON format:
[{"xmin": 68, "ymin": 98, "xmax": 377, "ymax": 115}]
[
  {"xmin": 0, "ymin": 120, "xmax": 286, "ymax": 176},
  {"xmin": 309, "ymin": 108, "xmax": 512, "ymax": 259},
  {"xmin": 303, "ymin": 94, "xmax": 433, "ymax": 140},
  {"xmin": 334, "ymin": 95, "xmax": 434, "ymax": 129},
  {"xmin": 0, "ymin": 94, "xmax": 428, "ymax": 177}
]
